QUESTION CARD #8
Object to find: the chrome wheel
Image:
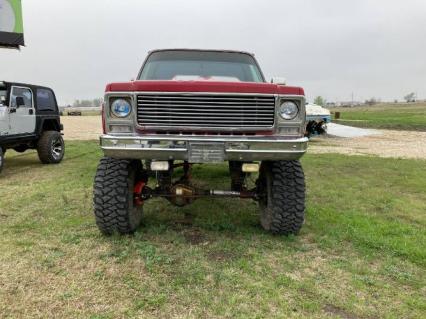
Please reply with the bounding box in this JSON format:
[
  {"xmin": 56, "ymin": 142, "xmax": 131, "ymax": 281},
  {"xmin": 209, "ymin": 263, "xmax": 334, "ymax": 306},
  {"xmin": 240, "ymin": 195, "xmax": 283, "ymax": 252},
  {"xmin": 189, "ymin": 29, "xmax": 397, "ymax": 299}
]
[{"xmin": 51, "ymin": 137, "xmax": 63, "ymax": 160}]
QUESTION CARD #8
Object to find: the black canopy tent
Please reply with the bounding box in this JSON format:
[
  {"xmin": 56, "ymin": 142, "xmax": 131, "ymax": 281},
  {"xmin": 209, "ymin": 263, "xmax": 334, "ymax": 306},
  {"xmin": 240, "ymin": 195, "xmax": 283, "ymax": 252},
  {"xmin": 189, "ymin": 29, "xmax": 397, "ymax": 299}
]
[{"xmin": 0, "ymin": 0, "xmax": 24, "ymax": 49}]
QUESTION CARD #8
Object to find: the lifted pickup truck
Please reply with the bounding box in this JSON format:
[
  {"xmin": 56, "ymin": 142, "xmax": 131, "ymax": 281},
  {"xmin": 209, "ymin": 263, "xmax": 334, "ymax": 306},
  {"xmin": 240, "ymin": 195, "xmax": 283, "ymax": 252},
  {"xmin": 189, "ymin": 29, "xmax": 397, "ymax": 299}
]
[
  {"xmin": 0, "ymin": 81, "xmax": 64, "ymax": 173},
  {"xmin": 93, "ymin": 49, "xmax": 308, "ymax": 235}
]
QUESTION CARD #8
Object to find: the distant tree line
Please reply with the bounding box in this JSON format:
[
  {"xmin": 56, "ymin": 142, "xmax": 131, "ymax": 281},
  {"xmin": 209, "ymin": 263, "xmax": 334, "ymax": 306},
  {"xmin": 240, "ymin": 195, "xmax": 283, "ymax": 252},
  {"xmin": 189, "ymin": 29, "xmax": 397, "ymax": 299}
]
[
  {"xmin": 312, "ymin": 92, "xmax": 419, "ymax": 107},
  {"xmin": 404, "ymin": 92, "xmax": 416, "ymax": 103},
  {"xmin": 72, "ymin": 98, "xmax": 103, "ymax": 107}
]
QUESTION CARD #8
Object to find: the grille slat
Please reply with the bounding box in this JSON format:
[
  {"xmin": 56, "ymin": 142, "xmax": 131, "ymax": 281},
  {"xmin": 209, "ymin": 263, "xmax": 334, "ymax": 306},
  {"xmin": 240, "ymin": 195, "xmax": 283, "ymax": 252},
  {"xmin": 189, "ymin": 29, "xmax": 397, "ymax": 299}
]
[
  {"xmin": 137, "ymin": 94, "xmax": 275, "ymax": 129},
  {"xmin": 138, "ymin": 101, "xmax": 274, "ymax": 106},
  {"xmin": 136, "ymin": 122, "xmax": 270, "ymax": 127},
  {"xmin": 138, "ymin": 102, "xmax": 274, "ymax": 109},
  {"xmin": 138, "ymin": 110, "xmax": 273, "ymax": 115},
  {"xmin": 138, "ymin": 115, "xmax": 273, "ymax": 120},
  {"xmin": 137, "ymin": 95, "xmax": 274, "ymax": 101}
]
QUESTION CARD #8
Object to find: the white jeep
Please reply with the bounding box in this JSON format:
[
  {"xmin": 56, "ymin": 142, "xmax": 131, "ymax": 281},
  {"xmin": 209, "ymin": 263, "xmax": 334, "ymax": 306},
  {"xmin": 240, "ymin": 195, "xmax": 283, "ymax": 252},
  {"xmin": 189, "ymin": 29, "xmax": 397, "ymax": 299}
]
[{"xmin": 0, "ymin": 81, "xmax": 65, "ymax": 173}]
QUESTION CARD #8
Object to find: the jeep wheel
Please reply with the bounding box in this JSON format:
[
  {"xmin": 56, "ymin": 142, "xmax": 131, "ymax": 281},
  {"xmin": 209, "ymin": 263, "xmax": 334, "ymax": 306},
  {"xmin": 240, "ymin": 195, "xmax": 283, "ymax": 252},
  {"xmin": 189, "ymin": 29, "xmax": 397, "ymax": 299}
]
[
  {"xmin": 93, "ymin": 157, "xmax": 144, "ymax": 235},
  {"xmin": 37, "ymin": 131, "xmax": 65, "ymax": 164},
  {"xmin": 0, "ymin": 147, "xmax": 4, "ymax": 174},
  {"xmin": 257, "ymin": 161, "xmax": 305, "ymax": 235}
]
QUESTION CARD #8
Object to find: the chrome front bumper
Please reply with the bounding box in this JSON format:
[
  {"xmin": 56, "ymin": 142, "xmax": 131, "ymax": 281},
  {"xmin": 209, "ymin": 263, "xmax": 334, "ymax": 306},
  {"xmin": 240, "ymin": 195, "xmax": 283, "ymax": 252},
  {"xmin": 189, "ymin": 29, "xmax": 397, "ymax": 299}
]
[{"xmin": 100, "ymin": 134, "xmax": 309, "ymax": 162}]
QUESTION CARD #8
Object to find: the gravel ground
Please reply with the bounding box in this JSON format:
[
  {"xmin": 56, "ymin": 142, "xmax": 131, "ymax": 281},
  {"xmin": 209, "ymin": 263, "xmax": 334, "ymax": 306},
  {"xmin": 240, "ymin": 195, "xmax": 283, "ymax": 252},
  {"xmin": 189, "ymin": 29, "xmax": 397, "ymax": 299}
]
[
  {"xmin": 61, "ymin": 116, "xmax": 426, "ymax": 160},
  {"xmin": 309, "ymin": 130, "xmax": 426, "ymax": 160},
  {"xmin": 326, "ymin": 123, "xmax": 380, "ymax": 138}
]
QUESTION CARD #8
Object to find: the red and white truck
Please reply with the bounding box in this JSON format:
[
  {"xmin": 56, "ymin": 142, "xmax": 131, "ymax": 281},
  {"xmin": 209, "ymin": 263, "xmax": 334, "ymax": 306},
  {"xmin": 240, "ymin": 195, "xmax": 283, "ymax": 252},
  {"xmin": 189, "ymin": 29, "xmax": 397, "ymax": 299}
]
[{"xmin": 93, "ymin": 49, "xmax": 308, "ymax": 236}]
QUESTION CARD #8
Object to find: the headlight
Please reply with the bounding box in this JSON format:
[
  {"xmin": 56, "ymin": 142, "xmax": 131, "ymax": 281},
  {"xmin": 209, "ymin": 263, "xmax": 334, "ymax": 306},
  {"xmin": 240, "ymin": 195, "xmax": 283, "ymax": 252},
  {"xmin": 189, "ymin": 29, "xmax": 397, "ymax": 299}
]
[
  {"xmin": 111, "ymin": 99, "xmax": 132, "ymax": 118},
  {"xmin": 279, "ymin": 101, "xmax": 299, "ymax": 120}
]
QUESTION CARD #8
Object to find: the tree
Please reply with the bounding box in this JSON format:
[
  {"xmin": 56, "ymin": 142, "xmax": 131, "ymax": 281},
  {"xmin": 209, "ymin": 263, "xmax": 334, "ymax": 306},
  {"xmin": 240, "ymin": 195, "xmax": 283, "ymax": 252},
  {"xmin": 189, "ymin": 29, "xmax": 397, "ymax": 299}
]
[
  {"xmin": 313, "ymin": 96, "xmax": 326, "ymax": 106},
  {"xmin": 92, "ymin": 98, "xmax": 103, "ymax": 107},
  {"xmin": 73, "ymin": 98, "xmax": 104, "ymax": 107},
  {"xmin": 404, "ymin": 92, "xmax": 416, "ymax": 103}
]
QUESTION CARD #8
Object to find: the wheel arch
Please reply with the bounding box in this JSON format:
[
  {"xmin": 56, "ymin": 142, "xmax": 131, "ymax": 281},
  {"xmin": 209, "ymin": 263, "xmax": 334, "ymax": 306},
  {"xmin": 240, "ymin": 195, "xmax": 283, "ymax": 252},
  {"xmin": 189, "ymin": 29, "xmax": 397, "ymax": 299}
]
[{"xmin": 36, "ymin": 117, "xmax": 62, "ymax": 136}]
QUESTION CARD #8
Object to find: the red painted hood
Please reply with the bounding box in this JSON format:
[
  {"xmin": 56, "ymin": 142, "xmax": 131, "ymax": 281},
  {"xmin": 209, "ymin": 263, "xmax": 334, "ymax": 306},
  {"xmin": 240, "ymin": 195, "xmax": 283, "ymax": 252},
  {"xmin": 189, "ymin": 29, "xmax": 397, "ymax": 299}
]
[{"xmin": 106, "ymin": 80, "xmax": 304, "ymax": 95}]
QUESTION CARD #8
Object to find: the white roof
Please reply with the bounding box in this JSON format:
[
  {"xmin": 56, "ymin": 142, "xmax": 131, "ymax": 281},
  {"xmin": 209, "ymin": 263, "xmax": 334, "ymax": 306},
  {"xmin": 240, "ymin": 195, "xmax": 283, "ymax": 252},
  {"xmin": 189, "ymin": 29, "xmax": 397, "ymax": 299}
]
[{"xmin": 306, "ymin": 103, "xmax": 331, "ymax": 116}]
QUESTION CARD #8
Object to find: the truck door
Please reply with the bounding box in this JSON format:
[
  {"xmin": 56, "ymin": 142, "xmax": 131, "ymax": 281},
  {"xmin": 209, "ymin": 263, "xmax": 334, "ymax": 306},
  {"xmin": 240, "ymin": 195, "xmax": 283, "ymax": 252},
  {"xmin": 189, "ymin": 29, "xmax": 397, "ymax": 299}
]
[
  {"xmin": 0, "ymin": 88, "xmax": 8, "ymax": 136},
  {"xmin": 9, "ymin": 86, "xmax": 36, "ymax": 135}
]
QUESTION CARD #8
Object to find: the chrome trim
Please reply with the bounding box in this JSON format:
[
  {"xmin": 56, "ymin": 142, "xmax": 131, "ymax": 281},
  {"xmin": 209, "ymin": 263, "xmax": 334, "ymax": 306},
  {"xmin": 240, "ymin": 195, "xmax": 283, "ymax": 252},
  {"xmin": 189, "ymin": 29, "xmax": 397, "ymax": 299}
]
[
  {"xmin": 100, "ymin": 134, "xmax": 308, "ymax": 161},
  {"xmin": 136, "ymin": 92, "xmax": 276, "ymax": 131},
  {"xmin": 136, "ymin": 92, "xmax": 277, "ymax": 131},
  {"xmin": 104, "ymin": 91, "xmax": 306, "ymax": 134}
]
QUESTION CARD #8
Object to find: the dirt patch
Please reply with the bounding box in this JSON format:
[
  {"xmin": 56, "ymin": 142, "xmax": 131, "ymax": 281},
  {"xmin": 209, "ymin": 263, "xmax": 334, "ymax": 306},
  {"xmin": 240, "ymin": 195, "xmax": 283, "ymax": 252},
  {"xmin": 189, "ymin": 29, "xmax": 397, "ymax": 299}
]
[
  {"xmin": 206, "ymin": 251, "xmax": 237, "ymax": 262},
  {"xmin": 324, "ymin": 304, "xmax": 359, "ymax": 319},
  {"xmin": 183, "ymin": 228, "xmax": 206, "ymax": 245},
  {"xmin": 61, "ymin": 116, "xmax": 102, "ymax": 140},
  {"xmin": 310, "ymin": 130, "xmax": 426, "ymax": 160}
]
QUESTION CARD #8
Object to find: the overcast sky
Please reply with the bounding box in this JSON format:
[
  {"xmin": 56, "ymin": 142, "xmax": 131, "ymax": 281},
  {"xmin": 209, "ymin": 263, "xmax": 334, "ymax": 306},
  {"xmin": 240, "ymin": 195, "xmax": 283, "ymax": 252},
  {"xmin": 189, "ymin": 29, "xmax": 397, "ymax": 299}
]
[{"xmin": 1, "ymin": 0, "xmax": 425, "ymax": 104}]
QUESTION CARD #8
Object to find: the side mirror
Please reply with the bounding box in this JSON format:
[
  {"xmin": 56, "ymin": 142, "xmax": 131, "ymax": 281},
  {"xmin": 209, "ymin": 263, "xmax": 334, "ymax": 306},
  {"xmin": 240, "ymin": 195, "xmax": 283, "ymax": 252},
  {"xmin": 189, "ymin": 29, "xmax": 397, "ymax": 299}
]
[
  {"xmin": 271, "ymin": 77, "xmax": 287, "ymax": 85},
  {"xmin": 16, "ymin": 96, "xmax": 25, "ymax": 108}
]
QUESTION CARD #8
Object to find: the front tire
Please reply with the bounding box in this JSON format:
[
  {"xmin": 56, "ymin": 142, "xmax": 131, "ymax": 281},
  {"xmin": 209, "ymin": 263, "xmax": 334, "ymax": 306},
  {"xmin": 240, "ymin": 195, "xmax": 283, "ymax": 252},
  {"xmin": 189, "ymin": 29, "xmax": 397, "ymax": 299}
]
[
  {"xmin": 37, "ymin": 131, "xmax": 65, "ymax": 164},
  {"xmin": 93, "ymin": 157, "xmax": 144, "ymax": 235},
  {"xmin": 257, "ymin": 160, "xmax": 305, "ymax": 235}
]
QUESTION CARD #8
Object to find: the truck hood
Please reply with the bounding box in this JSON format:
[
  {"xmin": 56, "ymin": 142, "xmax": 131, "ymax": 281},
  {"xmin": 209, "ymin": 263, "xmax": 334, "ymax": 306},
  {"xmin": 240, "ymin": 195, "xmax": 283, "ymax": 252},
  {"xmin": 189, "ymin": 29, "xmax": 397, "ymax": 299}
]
[{"xmin": 106, "ymin": 80, "xmax": 304, "ymax": 96}]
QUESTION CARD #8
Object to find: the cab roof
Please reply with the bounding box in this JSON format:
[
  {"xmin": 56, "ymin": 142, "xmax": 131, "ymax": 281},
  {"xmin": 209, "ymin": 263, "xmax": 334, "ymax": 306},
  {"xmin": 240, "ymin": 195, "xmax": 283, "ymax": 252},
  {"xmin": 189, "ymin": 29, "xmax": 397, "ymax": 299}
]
[
  {"xmin": 0, "ymin": 81, "xmax": 53, "ymax": 91},
  {"xmin": 147, "ymin": 48, "xmax": 256, "ymax": 57}
]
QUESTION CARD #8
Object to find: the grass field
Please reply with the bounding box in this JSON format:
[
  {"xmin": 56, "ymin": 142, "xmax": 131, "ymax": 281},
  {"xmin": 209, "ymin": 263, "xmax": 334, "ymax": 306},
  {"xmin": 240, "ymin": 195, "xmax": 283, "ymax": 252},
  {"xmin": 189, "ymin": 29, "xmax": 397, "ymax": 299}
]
[
  {"xmin": 0, "ymin": 141, "xmax": 425, "ymax": 318},
  {"xmin": 333, "ymin": 102, "xmax": 426, "ymax": 131}
]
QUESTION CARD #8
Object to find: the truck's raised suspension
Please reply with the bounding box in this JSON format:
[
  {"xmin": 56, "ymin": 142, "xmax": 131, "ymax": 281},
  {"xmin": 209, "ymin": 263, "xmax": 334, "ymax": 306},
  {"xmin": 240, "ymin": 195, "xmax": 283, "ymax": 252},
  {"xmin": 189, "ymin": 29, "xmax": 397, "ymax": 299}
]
[
  {"xmin": 133, "ymin": 160, "xmax": 261, "ymax": 207},
  {"xmin": 134, "ymin": 182, "xmax": 257, "ymax": 207}
]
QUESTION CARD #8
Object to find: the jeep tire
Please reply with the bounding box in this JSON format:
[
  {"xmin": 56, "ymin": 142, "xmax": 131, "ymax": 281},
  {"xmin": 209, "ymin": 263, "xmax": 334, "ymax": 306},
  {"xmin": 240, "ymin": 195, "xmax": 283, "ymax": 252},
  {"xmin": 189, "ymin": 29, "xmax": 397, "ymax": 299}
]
[
  {"xmin": 93, "ymin": 157, "xmax": 144, "ymax": 235},
  {"xmin": 37, "ymin": 131, "xmax": 65, "ymax": 164},
  {"xmin": 0, "ymin": 147, "xmax": 4, "ymax": 174},
  {"xmin": 257, "ymin": 160, "xmax": 305, "ymax": 235}
]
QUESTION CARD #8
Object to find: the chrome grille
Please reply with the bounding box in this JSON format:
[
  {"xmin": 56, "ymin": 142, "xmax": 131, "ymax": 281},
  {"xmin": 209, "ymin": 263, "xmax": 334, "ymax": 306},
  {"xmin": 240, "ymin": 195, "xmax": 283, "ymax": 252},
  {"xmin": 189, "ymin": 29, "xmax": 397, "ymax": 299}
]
[{"xmin": 136, "ymin": 94, "xmax": 275, "ymax": 129}]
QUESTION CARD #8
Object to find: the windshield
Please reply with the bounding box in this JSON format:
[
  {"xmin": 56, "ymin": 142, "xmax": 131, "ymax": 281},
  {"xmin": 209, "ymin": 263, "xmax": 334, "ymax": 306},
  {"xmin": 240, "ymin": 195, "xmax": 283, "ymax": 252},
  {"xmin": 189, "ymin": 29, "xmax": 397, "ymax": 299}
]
[{"xmin": 138, "ymin": 50, "xmax": 265, "ymax": 83}]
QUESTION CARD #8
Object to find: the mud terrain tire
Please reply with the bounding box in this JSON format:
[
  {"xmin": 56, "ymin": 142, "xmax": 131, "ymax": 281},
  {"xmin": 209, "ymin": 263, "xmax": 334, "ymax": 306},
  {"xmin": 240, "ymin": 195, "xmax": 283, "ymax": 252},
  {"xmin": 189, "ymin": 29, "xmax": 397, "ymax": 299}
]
[
  {"xmin": 93, "ymin": 157, "xmax": 144, "ymax": 235},
  {"xmin": 257, "ymin": 160, "xmax": 305, "ymax": 235}
]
